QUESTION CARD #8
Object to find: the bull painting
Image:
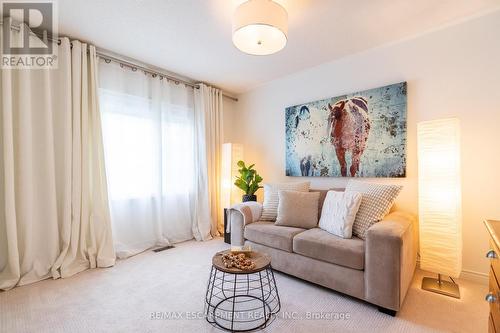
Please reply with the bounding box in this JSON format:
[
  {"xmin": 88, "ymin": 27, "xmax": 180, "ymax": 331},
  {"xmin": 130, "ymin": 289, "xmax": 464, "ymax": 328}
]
[{"xmin": 285, "ymin": 82, "xmax": 407, "ymax": 178}]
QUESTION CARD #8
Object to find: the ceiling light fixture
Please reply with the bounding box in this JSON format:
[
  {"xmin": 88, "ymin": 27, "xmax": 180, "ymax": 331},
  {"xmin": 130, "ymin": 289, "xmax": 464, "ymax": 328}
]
[{"xmin": 232, "ymin": 0, "xmax": 288, "ymax": 56}]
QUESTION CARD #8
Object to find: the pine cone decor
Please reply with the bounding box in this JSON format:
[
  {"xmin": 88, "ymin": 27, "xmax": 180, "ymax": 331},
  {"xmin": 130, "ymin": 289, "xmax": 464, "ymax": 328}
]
[{"xmin": 221, "ymin": 253, "xmax": 256, "ymax": 270}]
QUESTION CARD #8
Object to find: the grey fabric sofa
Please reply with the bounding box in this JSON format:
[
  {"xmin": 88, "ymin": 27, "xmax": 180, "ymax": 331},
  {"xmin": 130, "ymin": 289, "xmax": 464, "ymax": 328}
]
[{"xmin": 229, "ymin": 190, "xmax": 417, "ymax": 316}]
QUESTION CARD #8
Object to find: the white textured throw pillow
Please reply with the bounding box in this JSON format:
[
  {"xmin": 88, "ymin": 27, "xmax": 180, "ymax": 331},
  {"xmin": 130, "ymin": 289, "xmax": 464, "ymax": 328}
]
[
  {"xmin": 346, "ymin": 180, "xmax": 402, "ymax": 240},
  {"xmin": 261, "ymin": 182, "xmax": 310, "ymax": 221},
  {"xmin": 318, "ymin": 191, "xmax": 362, "ymax": 238}
]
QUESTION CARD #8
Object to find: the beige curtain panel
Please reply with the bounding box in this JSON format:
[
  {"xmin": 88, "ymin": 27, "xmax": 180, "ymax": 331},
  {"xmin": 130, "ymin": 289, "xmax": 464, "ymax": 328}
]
[
  {"xmin": 0, "ymin": 24, "xmax": 115, "ymax": 290},
  {"xmin": 194, "ymin": 84, "xmax": 224, "ymax": 237}
]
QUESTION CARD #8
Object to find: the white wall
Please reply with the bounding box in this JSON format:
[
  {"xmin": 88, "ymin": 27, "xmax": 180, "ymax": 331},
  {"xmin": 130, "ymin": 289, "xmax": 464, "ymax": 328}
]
[
  {"xmin": 222, "ymin": 98, "xmax": 238, "ymax": 143},
  {"xmin": 229, "ymin": 10, "xmax": 500, "ymax": 278}
]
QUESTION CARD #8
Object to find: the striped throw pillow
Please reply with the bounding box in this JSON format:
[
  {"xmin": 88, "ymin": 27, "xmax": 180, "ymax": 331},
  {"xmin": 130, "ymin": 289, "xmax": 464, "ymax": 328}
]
[
  {"xmin": 346, "ymin": 180, "xmax": 402, "ymax": 240},
  {"xmin": 261, "ymin": 182, "xmax": 310, "ymax": 221}
]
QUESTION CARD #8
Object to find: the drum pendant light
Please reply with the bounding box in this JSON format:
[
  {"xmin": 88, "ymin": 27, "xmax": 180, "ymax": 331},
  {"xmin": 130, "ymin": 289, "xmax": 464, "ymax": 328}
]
[{"xmin": 232, "ymin": 0, "xmax": 288, "ymax": 55}]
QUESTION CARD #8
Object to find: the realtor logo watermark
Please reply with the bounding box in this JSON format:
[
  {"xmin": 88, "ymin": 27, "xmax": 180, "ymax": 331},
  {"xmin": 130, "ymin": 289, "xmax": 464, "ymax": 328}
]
[
  {"xmin": 1, "ymin": 0, "xmax": 58, "ymax": 68},
  {"xmin": 150, "ymin": 311, "xmax": 351, "ymax": 321}
]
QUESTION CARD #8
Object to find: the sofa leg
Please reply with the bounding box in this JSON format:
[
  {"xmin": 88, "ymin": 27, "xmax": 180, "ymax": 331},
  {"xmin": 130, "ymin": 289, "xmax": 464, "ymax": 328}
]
[{"xmin": 378, "ymin": 306, "xmax": 397, "ymax": 317}]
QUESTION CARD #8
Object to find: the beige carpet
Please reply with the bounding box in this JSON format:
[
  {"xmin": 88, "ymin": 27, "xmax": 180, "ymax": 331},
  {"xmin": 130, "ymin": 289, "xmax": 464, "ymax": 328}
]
[{"xmin": 0, "ymin": 238, "xmax": 488, "ymax": 333}]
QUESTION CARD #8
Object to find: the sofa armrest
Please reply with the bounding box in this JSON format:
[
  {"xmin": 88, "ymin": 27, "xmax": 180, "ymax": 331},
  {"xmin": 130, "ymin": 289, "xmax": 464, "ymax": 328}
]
[
  {"xmin": 365, "ymin": 211, "xmax": 417, "ymax": 311},
  {"xmin": 229, "ymin": 202, "xmax": 263, "ymax": 249}
]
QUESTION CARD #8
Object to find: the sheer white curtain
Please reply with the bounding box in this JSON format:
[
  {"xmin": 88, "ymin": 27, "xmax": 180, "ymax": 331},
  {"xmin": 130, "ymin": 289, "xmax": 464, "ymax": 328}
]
[
  {"xmin": 0, "ymin": 21, "xmax": 115, "ymax": 290},
  {"xmin": 99, "ymin": 61, "xmax": 213, "ymax": 258}
]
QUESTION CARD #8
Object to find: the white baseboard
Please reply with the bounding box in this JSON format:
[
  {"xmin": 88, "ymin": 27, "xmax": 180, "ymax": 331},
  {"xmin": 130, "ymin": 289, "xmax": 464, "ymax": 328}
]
[
  {"xmin": 460, "ymin": 269, "xmax": 488, "ymax": 285},
  {"xmin": 416, "ymin": 258, "xmax": 488, "ymax": 285}
]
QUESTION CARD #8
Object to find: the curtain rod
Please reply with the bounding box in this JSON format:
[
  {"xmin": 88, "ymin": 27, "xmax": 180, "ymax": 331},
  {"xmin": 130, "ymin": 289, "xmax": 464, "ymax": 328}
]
[
  {"xmin": 3, "ymin": 22, "xmax": 238, "ymax": 102},
  {"xmin": 97, "ymin": 52, "xmax": 238, "ymax": 102}
]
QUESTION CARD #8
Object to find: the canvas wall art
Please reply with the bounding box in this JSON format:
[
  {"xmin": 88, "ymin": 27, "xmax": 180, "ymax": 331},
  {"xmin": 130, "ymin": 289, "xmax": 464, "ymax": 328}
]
[{"xmin": 285, "ymin": 82, "xmax": 407, "ymax": 177}]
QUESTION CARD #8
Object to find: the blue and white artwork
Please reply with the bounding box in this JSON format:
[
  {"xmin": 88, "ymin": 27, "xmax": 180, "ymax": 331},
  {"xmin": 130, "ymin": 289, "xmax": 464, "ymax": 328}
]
[{"xmin": 285, "ymin": 82, "xmax": 407, "ymax": 177}]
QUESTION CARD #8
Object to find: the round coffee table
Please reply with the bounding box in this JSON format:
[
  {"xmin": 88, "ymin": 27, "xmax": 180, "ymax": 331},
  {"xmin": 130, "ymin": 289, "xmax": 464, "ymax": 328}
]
[{"xmin": 204, "ymin": 250, "xmax": 281, "ymax": 332}]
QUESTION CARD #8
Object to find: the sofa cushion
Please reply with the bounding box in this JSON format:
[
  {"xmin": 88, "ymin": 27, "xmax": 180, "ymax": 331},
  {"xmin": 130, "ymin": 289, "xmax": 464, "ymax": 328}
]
[
  {"xmin": 345, "ymin": 180, "xmax": 402, "ymax": 240},
  {"xmin": 318, "ymin": 190, "xmax": 362, "ymax": 238},
  {"xmin": 275, "ymin": 190, "xmax": 320, "ymax": 229},
  {"xmin": 261, "ymin": 182, "xmax": 310, "ymax": 221},
  {"xmin": 292, "ymin": 228, "xmax": 365, "ymax": 270},
  {"xmin": 244, "ymin": 222, "xmax": 306, "ymax": 252}
]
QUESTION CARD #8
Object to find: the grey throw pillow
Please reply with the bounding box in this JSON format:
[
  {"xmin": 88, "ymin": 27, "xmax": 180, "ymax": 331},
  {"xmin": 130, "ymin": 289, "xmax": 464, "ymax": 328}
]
[
  {"xmin": 275, "ymin": 190, "xmax": 319, "ymax": 229},
  {"xmin": 346, "ymin": 180, "xmax": 402, "ymax": 239}
]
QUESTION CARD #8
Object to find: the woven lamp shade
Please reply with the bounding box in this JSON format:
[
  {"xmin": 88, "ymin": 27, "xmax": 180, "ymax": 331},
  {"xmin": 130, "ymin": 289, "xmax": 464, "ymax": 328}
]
[
  {"xmin": 417, "ymin": 118, "xmax": 462, "ymax": 278},
  {"xmin": 221, "ymin": 143, "xmax": 244, "ymax": 208}
]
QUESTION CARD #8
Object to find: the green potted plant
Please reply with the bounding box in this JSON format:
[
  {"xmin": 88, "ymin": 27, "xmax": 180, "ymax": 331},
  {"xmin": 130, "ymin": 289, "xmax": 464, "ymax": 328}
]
[{"xmin": 234, "ymin": 161, "xmax": 263, "ymax": 202}]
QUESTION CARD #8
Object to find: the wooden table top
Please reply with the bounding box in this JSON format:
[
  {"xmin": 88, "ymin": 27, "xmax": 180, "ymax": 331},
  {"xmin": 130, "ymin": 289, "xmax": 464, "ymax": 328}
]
[
  {"xmin": 212, "ymin": 250, "xmax": 271, "ymax": 274},
  {"xmin": 485, "ymin": 220, "xmax": 500, "ymax": 249}
]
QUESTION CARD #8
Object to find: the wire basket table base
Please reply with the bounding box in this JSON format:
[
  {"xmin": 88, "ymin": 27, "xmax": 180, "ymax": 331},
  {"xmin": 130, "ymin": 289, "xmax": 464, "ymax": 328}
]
[{"xmin": 204, "ymin": 265, "xmax": 281, "ymax": 332}]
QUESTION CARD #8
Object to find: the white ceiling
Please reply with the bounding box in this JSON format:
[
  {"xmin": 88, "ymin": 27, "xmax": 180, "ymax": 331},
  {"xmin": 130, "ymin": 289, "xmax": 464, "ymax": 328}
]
[{"xmin": 58, "ymin": 0, "xmax": 500, "ymax": 94}]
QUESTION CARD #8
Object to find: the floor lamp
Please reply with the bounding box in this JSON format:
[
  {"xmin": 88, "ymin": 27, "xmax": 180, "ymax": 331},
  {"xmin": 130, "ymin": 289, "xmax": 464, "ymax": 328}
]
[
  {"xmin": 221, "ymin": 143, "xmax": 244, "ymax": 209},
  {"xmin": 417, "ymin": 118, "xmax": 462, "ymax": 298}
]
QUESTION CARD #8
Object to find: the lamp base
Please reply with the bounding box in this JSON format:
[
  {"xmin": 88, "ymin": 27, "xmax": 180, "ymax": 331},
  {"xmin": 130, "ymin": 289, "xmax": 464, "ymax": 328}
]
[{"xmin": 422, "ymin": 275, "xmax": 460, "ymax": 299}]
